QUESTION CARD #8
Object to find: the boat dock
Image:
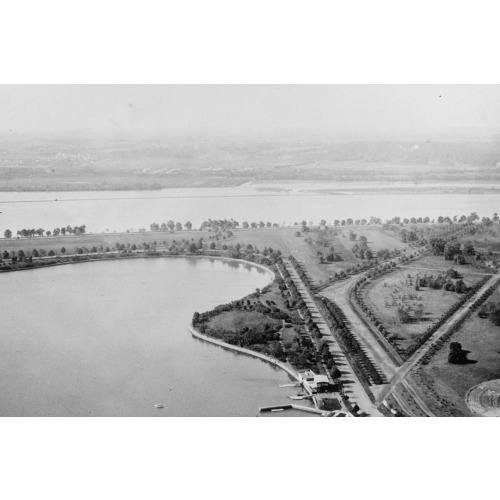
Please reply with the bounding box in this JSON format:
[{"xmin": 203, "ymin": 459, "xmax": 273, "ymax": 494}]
[{"xmin": 259, "ymin": 404, "xmax": 327, "ymax": 415}]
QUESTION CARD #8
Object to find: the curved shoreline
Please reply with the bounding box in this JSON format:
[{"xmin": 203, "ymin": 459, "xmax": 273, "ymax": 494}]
[
  {"xmin": 0, "ymin": 252, "xmax": 277, "ymax": 280},
  {"xmin": 2, "ymin": 252, "xmax": 311, "ymax": 410},
  {"xmin": 188, "ymin": 324, "xmax": 317, "ymax": 406}
]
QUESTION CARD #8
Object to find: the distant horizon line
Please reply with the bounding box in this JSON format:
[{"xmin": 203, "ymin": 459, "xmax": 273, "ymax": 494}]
[{"xmin": 1, "ymin": 126, "xmax": 499, "ymax": 143}]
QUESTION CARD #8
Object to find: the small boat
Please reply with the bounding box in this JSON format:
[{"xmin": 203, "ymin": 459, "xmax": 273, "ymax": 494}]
[{"xmin": 155, "ymin": 404, "xmax": 164, "ymax": 409}]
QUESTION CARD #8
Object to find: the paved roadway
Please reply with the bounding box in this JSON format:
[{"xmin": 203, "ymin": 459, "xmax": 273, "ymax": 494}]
[
  {"xmin": 318, "ymin": 267, "xmax": 500, "ymax": 416},
  {"xmin": 371, "ymin": 271, "xmax": 500, "ymax": 410},
  {"xmin": 282, "ymin": 261, "xmax": 383, "ymax": 417}
]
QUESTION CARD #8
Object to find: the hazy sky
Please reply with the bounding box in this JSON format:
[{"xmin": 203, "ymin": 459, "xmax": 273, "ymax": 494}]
[{"xmin": 1, "ymin": 85, "xmax": 500, "ymax": 139}]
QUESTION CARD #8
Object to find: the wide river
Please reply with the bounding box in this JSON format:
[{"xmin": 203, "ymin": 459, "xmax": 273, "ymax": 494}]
[
  {"xmin": 0, "ymin": 257, "xmax": 312, "ymax": 417},
  {"xmin": 1, "ymin": 181, "xmax": 500, "ymax": 233}
]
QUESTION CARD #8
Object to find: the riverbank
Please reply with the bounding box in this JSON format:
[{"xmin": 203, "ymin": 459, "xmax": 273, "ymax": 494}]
[{"xmin": 188, "ymin": 324, "xmax": 317, "ymax": 406}]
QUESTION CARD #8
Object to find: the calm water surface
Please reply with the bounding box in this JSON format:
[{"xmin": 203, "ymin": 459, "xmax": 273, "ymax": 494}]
[
  {"xmin": 0, "ymin": 258, "xmax": 312, "ymax": 417},
  {"xmin": 1, "ymin": 182, "xmax": 500, "ymax": 233}
]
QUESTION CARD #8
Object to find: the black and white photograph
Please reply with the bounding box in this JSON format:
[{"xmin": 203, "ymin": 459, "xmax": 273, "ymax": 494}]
[
  {"xmin": 1, "ymin": 2, "xmax": 499, "ymax": 500},
  {"xmin": 4, "ymin": 84, "xmax": 500, "ymax": 418}
]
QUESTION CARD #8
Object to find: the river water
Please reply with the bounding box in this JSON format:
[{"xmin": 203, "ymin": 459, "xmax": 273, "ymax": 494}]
[
  {"xmin": 0, "ymin": 257, "xmax": 312, "ymax": 417},
  {"xmin": 1, "ymin": 182, "xmax": 500, "ymax": 233}
]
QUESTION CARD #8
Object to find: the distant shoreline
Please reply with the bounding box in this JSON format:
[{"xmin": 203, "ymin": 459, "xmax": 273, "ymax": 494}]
[{"xmin": 3, "ymin": 179, "xmax": 500, "ymax": 195}]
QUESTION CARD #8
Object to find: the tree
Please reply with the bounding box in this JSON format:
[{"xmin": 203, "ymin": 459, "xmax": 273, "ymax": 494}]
[
  {"xmin": 48, "ymin": 250, "xmax": 55, "ymax": 256},
  {"xmin": 209, "ymin": 242, "xmax": 216, "ymax": 250},
  {"xmin": 175, "ymin": 222, "xmax": 183, "ymax": 231},
  {"xmin": 444, "ymin": 242, "xmax": 461, "ymax": 261},
  {"xmin": 489, "ymin": 304, "xmax": 500, "ymax": 326},
  {"xmin": 184, "ymin": 221, "xmax": 193, "ymax": 231},
  {"xmin": 4, "ymin": 229, "xmax": 12, "ymax": 238},
  {"xmin": 463, "ymin": 241, "xmax": 475, "ymax": 256},
  {"xmin": 429, "ymin": 237, "xmax": 446, "ymax": 255},
  {"xmin": 454, "ymin": 279, "xmax": 467, "ymax": 294},
  {"xmin": 448, "ymin": 342, "xmax": 470, "ymax": 364},
  {"xmin": 188, "ymin": 242, "xmax": 198, "ymax": 253},
  {"xmin": 167, "ymin": 220, "xmax": 175, "ymax": 231},
  {"xmin": 61, "ymin": 247, "xmax": 66, "ymax": 253}
]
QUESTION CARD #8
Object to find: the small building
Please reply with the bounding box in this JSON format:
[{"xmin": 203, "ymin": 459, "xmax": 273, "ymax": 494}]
[{"xmin": 299, "ymin": 371, "xmax": 331, "ymax": 393}]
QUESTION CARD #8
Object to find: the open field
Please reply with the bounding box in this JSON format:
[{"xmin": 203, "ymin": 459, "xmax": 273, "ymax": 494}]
[
  {"xmin": 0, "ymin": 227, "xmax": 305, "ymax": 258},
  {"xmin": 0, "ymin": 230, "xmax": 211, "ymax": 256},
  {"xmin": 338, "ymin": 226, "xmax": 411, "ymax": 253},
  {"xmin": 414, "ymin": 287, "xmax": 500, "ymax": 416},
  {"xmin": 401, "ymin": 254, "xmax": 493, "ymax": 275},
  {"xmin": 457, "ymin": 224, "xmax": 500, "ymax": 253},
  {"xmin": 207, "ymin": 310, "xmax": 282, "ymax": 332},
  {"xmin": 363, "ymin": 255, "xmax": 487, "ymax": 352}
]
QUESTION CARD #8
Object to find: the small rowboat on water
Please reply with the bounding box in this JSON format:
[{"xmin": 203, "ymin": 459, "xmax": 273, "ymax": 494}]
[{"xmin": 155, "ymin": 404, "xmax": 164, "ymax": 409}]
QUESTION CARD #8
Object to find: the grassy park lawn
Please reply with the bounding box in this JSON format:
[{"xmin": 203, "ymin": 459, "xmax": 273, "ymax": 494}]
[
  {"xmin": 205, "ymin": 280, "xmax": 293, "ymax": 334},
  {"xmin": 339, "ymin": 226, "xmax": 411, "ymax": 253},
  {"xmin": 0, "ymin": 225, "xmax": 408, "ymax": 288},
  {"xmin": 401, "ymin": 254, "xmax": 492, "ymax": 275},
  {"xmin": 0, "ymin": 229, "xmax": 212, "ymax": 256},
  {"xmin": 281, "ymin": 324, "xmax": 300, "ymax": 346},
  {"xmin": 363, "ymin": 256, "xmax": 485, "ymax": 352},
  {"xmin": 415, "ymin": 288, "xmax": 500, "ymax": 416},
  {"xmin": 206, "ymin": 310, "xmax": 282, "ymax": 332},
  {"xmin": 456, "ymin": 224, "xmax": 500, "ymax": 253},
  {"xmin": 259, "ymin": 284, "xmax": 290, "ymax": 311}
]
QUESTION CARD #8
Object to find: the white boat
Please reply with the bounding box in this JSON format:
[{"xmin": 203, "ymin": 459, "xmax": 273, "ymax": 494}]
[{"xmin": 155, "ymin": 404, "xmax": 164, "ymax": 409}]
